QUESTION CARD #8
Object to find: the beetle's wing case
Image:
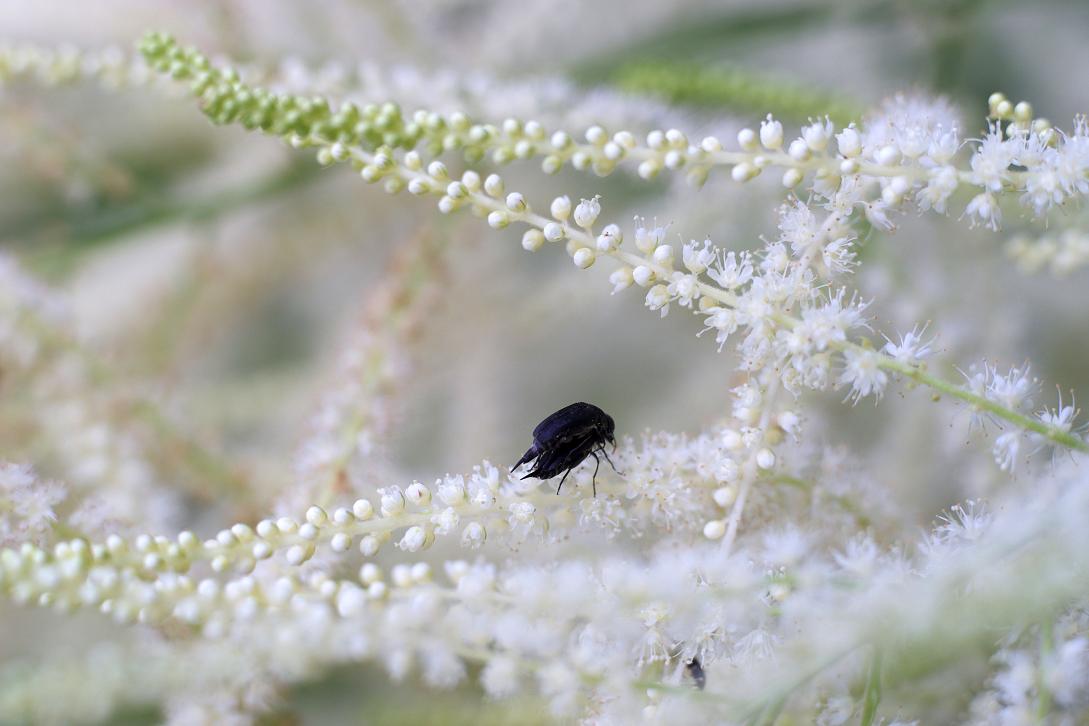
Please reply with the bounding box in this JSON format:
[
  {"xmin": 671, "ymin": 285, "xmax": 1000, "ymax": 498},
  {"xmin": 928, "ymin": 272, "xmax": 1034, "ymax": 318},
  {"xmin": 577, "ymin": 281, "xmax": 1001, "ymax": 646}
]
[
  {"xmin": 511, "ymin": 443, "xmax": 540, "ymax": 472},
  {"xmin": 524, "ymin": 446, "xmax": 562, "ymax": 479},
  {"xmin": 532, "ymin": 402, "xmax": 606, "ymax": 443},
  {"xmin": 526, "ymin": 429, "xmax": 599, "ymax": 479}
]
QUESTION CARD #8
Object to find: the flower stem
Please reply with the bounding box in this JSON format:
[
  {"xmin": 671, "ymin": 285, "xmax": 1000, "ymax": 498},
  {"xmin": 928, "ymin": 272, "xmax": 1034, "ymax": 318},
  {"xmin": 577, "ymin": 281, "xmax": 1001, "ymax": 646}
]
[
  {"xmin": 874, "ymin": 352, "xmax": 1089, "ymax": 453},
  {"xmin": 860, "ymin": 647, "xmax": 882, "ymax": 726}
]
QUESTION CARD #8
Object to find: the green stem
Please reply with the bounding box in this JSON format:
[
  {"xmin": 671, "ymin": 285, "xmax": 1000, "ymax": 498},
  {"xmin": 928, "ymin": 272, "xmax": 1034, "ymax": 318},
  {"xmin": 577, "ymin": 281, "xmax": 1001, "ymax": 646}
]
[
  {"xmin": 607, "ymin": 61, "xmax": 863, "ymax": 124},
  {"xmin": 752, "ymin": 696, "xmax": 787, "ymax": 726},
  {"xmin": 874, "ymin": 353, "xmax": 1089, "ymax": 454},
  {"xmin": 762, "ymin": 474, "xmax": 872, "ymax": 528},
  {"xmin": 27, "ymin": 162, "xmax": 320, "ymax": 278},
  {"xmin": 51, "ymin": 520, "xmax": 88, "ymax": 542},
  {"xmin": 859, "ymin": 647, "xmax": 882, "ymax": 726},
  {"xmin": 1037, "ymin": 617, "xmax": 1053, "ymax": 719},
  {"xmin": 738, "ymin": 642, "xmax": 863, "ymax": 723},
  {"xmin": 130, "ymin": 400, "xmax": 250, "ymax": 500}
]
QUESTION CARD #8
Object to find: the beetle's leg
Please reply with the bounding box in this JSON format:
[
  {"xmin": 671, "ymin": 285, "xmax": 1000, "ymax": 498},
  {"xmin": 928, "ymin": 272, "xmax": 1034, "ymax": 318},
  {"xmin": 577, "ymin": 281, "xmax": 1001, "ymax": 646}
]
[
  {"xmin": 556, "ymin": 467, "xmax": 572, "ymax": 495},
  {"xmin": 600, "ymin": 446, "xmax": 623, "ymax": 476},
  {"xmin": 590, "ymin": 452, "xmax": 601, "ymax": 498}
]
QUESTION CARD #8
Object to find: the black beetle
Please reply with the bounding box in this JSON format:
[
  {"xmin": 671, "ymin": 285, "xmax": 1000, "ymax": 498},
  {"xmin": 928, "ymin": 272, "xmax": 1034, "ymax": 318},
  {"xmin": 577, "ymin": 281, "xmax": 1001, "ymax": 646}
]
[
  {"xmin": 685, "ymin": 657, "xmax": 706, "ymax": 690},
  {"xmin": 511, "ymin": 402, "xmax": 621, "ymax": 496}
]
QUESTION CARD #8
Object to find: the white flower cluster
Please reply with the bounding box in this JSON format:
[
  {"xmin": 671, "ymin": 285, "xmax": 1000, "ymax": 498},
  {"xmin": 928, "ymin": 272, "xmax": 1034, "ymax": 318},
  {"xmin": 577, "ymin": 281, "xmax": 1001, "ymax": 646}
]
[
  {"xmin": 966, "ymin": 610, "xmax": 1089, "ymax": 724},
  {"xmin": 0, "ymin": 42, "xmax": 156, "ymax": 89},
  {"xmin": 3, "ymin": 193, "xmax": 355, "ymax": 524},
  {"xmin": 0, "ymin": 255, "xmax": 181, "ymax": 534},
  {"xmin": 5, "ymin": 458, "xmax": 1089, "ymax": 723},
  {"xmin": 402, "ymin": 90, "xmax": 1087, "ymax": 230},
  {"xmin": 0, "ymin": 464, "xmax": 65, "ymax": 547},
  {"xmin": 138, "ymin": 34, "xmax": 1089, "ymax": 241},
  {"xmin": 961, "ymin": 362, "xmax": 1078, "ymax": 471},
  {"xmin": 0, "ymin": 424, "xmax": 771, "ymax": 620},
  {"xmin": 1007, "ymin": 225, "xmax": 1089, "ymax": 276}
]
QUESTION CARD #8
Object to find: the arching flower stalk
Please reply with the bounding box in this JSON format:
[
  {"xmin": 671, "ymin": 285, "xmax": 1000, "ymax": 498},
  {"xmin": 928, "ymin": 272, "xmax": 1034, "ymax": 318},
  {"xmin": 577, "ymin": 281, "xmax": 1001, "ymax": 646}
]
[{"xmin": 141, "ymin": 33, "xmax": 1089, "ymax": 231}]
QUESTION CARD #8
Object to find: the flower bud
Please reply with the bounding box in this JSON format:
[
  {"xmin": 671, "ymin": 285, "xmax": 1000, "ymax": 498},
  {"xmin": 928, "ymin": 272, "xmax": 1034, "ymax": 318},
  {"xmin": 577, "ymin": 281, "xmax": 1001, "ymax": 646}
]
[
  {"xmin": 573, "ymin": 197, "xmax": 601, "ymax": 228},
  {"xmin": 782, "ymin": 168, "xmax": 803, "ymax": 187},
  {"xmin": 646, "ymin": 284, "xmax": 671, "ymax": 312},
  {"xmin": 703, "ymin": 520, "xmax": 726, "ymax": 539},
  {"xmin": 483, "ymin": 173, "xmax": 504, "ymax": 196},
  {"xmin": 803, "ymin": 119, "xmax": 832, "ymax": 151},
  {"xmin": 550, "ymin": 195, "xmax": 572, "ymax": 221},
  {"xmin": 836, "ymin": 126, "xmax": 862, "ymax": 157},
  {"xmin": 543, "ymin": 222, "xmax": 566, "ymax": 242},
  {"xmin": 737, "ymin": 128, "xmax": 758, "ymax": 151},
  {"xmin": 876, "ymin": 145, "xmax": 901, "ymax": 166},
  {"xmin": 713, "ymin": 486, "xmax": 738, "ymax": 507},
  {"xmin": 426, "ymin": 161, "xmax": 448, "ymax": 179},
  {"xmin": 632, "ymin": 265, "xmax": 655, "ymax": 287},
  {"xmin": 637, "ymin": 160, "xmax": 661, "ymax": 179},
  {"xmin": 609, "ymin": 267, "xmax": 634, "ymax": 293},
  {"xmin": 522, "ymin": 229, "xmax": 545, "ymax": 252},
  {"xmin": 461, "ymin": 522, "xmax": 486, "ymax": 548},
  {"xmin": 760, "ymin": 115, "xmax": 783, "ymax": 150},
  {"xmin": 585, "ymin": 125, "xmax": 607, "ymax": 145},
  {"xmin": 550, "ymin": 130, "xmax": 572, "ymax": 149},
  {"xmin": 756, "ymin": 448, "xmax": 776, "ymax": 470},
  {"xmin": 700, "ymin": 136, "xmax": 722, "ymax": 152},
  {"xmin": 596, "ymin": 224, "xmax": 623, "ymax": 251},
  {"xmin": 572, "ymin": 248, "xmax": 596, "ymax": 269},
  {"xmin": 731, "ymin": 162, "xmax": 759, "ymax": 182},
  {"xmin": 405, "ymin": 482, "xmax": 431, "ymax": 506},
  {"xmin": 788, "ymin": 138, "xmax": 810, "ymax": 161}
]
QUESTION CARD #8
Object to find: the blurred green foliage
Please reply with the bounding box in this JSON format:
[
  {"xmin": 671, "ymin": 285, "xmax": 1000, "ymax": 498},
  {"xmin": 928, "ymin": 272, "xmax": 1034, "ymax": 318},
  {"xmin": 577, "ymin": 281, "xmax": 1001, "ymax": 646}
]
[
  {"xmin": 609, "ymin": 61, "xmax": 863, "ymax": 124},
  {"xmin": 277, "ymin": 665, "xmax": 554, "ymax": 726}
]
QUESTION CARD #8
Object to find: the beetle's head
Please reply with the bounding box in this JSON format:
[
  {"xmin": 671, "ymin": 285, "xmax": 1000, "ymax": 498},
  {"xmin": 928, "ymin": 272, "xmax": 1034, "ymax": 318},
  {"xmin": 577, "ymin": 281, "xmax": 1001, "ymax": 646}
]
[{"xmin": 602, "ymin": 413, "xmax": 616, "ymax": 449}]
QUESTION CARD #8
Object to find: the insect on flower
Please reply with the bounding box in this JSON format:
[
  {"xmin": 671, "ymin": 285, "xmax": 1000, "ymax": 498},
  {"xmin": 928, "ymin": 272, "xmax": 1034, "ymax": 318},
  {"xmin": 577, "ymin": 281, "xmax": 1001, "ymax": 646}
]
[
  {"xmin": 685, "ymin": 657, "xmax": 706, "ymax": 690},
  {"xmin": 512, "ymin": 402, "xmax": 621, "ymax": 496}
]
